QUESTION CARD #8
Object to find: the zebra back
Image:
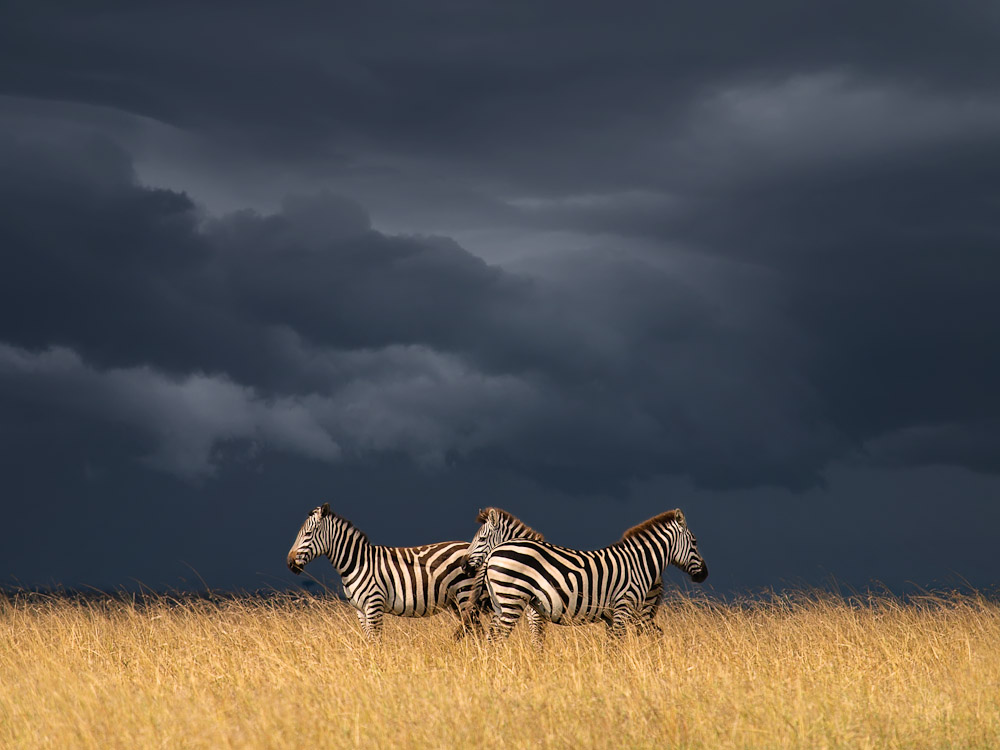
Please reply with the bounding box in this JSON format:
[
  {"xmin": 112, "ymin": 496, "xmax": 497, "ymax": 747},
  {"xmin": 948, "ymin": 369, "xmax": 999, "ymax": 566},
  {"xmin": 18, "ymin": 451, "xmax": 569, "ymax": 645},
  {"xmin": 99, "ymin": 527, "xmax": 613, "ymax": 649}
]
[{"xmin": 369, "ymin": 540, "xmax": 474, "ymax": 616}]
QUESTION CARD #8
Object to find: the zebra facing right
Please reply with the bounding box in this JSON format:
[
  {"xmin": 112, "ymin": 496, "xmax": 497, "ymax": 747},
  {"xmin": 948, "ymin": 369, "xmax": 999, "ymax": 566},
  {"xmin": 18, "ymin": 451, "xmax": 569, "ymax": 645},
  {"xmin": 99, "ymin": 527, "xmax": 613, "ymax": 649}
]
[
  {"xmin": 464, "ymin": 506, "xmax": 667, "ymax": 634},
  {"xmin": 479, "ymin": 509, "xmax": 707, "ymax": 644}
]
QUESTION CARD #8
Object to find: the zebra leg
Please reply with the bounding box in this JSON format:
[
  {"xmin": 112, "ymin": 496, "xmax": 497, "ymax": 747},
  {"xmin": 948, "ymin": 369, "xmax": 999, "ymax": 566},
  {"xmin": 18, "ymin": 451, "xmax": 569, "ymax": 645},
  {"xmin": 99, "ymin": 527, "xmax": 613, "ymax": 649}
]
[
  {"xmin": 487, "ymin": 606, "xmax": 521, "ymax": 641},
  {"xmin": 610, "ymin": 601, "xmax": 640, "ymax": 638},
  {"xmin": 526, "ymin": 606, "xmax": 546, "ymax": 650},
  {"xmin": 636, "ymin": 608, "xmax": 664, "ymax": 636},
  {"xmin": 361, "ymin": 598, "xmax": 385, "ymax": 640},
  {"xmin": 486, "ymin": 586, "xmax": 526, "ymax": 642},
  {"xmin": 472, "ymin": 573, "xmax": 497, "ymax": 635},
  {"xmin": 452, "ymin": 571, "xmax": 489, "ymax": 640},
  {"xmin": 636, "ymin": 581, "xmax": 664, "ymax": 635},
  {"xmin": 451, "ymin": 598, "xmax": 485, "ymax": 640},
  {"xmin": 469, "ymin": 595, "xmax": 494, "ymax": 636}
]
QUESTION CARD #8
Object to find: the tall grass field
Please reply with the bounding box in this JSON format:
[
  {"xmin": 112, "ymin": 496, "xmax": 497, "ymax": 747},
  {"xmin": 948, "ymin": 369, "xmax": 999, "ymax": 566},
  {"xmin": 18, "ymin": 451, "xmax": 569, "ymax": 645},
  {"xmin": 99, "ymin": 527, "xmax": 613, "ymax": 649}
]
[{"xmin": 2, "ymin": 589, "xmax": 998, "ymax": 749}]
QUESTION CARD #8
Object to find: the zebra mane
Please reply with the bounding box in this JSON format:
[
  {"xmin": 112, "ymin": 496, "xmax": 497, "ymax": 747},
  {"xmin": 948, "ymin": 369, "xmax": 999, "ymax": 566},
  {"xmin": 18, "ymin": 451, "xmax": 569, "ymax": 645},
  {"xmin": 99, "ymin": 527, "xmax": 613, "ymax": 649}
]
[
  {"xmin": 475, "ymin": 507, "xmax": 545, "ymax": 541},
  {"xmin": 328, "ymin": 509, "xmax": 370, "ymax": 544},
  {"xmin": 619, "ymin": 510, "xmax": 681, "ymax": 542}
]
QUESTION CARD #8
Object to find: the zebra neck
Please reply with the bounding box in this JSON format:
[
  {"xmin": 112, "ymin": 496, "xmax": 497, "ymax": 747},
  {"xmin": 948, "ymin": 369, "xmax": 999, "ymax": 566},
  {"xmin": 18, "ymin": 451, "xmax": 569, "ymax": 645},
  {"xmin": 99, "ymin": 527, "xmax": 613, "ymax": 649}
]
[
  {"xmin": 327, "ymin": 525, "xmax": 371, "ymax": 576},
  {"xmin": 619, "ymin": 531, "xmax": 672, "ymax": 570}
]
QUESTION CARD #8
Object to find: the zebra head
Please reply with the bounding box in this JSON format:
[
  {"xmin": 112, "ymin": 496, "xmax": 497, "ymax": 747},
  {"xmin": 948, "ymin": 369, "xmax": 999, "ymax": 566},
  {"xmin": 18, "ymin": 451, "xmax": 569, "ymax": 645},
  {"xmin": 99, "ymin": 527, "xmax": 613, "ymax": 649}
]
[
  {"xmin": 464, "ymin": 508, "xmax": 502, "ymax": 574},
  {"xmin": 464, "ymin": 507, "xmax": 545, "ymax": 574},
  {"xmin": 670, "ymin": 509, "xmax": 708, "ymax": 583},
  {"xmin": 286, "ymin": 503, "xmax": 334, "ymax": 574}
]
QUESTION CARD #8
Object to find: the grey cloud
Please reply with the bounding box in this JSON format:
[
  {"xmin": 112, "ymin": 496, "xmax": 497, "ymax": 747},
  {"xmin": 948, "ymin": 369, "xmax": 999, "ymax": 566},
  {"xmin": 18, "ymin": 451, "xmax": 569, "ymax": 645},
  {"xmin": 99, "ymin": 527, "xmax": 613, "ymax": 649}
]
[
  {"xmin": 0, "ymin": 136, "xmax": 530, "ymax": 385},
  {"xmin": 3, "ymin": 2, "xmax": 1000, "ymax": 595},
  {"xmin": 0, "ymin": 343, "xmax": 340, "ymax": 479},
  {"xmin": 0, "ymin": 339, "xmax": 545, "ymax": 479},
  {"xmin": 7, "ymin": 4, "xmax": 998, "ymax": 243},
  {"xmin": 861, "ymin": 423, "xmax": 1000, "ymax": 476},
  {"xmin": 659, "ymin": 140, "xmax": 1000, "ymax": 478},
  {"xmin": 0, "ymin": 135, "xmax": 844, "ymax": 490},
  {"xmin": 668, "ymin": 73, "xmax": 1000, "ymax": 189},
  {"xmin": 3, "ymin": 3, "xmax": 999, "ymax": 494},
  {"xmin": 6, "ymin": 3, "xmax": 999, "ymax": 190}
]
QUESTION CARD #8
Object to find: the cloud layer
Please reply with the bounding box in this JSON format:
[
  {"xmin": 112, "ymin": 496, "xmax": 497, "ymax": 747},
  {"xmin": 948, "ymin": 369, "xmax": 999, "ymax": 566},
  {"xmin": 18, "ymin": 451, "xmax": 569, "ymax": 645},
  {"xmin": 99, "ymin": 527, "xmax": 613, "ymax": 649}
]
[
  {"xmin": 1, "ymin": 136, "xmax": 842, "ymax": 491},
  {"xmin": 2, "ymin": 1, "xmax": 999, "ymax": 591}
]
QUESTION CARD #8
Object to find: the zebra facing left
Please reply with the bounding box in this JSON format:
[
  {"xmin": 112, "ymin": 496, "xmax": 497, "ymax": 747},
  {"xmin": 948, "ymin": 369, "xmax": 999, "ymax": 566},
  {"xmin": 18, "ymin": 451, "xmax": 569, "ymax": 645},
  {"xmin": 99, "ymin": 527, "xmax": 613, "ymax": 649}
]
[
  {"xmin": 286, "ymin": 503, "xmax": 487, "ymax": 639},
  {"xmin": 461, "ymin": 507, "xmax": 546, "ymax": 612}
]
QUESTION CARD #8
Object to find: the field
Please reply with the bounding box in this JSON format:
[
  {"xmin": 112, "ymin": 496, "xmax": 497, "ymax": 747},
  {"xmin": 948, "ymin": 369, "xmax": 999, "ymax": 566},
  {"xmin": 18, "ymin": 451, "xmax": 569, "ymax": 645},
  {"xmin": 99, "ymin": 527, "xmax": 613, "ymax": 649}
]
[{"xmin": 2, "ymin": 589, "xmax": 998, "ymax": 749}]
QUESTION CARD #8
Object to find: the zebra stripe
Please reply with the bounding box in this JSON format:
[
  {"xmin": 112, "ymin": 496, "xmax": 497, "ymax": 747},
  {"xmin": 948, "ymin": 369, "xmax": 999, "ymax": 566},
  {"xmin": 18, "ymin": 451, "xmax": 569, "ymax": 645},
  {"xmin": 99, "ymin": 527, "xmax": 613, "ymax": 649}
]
[
  {"xmin": 482, "ymin": 509, "xmax": 707, "ymax": 646},
  {"xmin": 461, "ymin": 507, "xmax": 546, "ymax": 632},
  {"xmin": 286, "ymin": 503, "xmax": 482, "ymax": 639},
  {"xmin": 463, "ymin": 508, "xmax": 545, "ymax": 606}
]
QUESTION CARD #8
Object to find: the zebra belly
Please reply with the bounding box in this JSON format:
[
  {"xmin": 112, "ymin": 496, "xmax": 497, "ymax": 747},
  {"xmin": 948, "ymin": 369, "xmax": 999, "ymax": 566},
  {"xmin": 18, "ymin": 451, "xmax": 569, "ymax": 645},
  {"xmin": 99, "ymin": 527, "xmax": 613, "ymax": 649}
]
[
  {"xmin": 387, "ymin": 597, "xmax": 446, "ymax": 617},
  {"xmin": 540, "ymin": 596, "xmax": 612, "ymax": 625},
  {"xmin": 532, "ymin": 575, "xmax": 612, "ymax": 624}
]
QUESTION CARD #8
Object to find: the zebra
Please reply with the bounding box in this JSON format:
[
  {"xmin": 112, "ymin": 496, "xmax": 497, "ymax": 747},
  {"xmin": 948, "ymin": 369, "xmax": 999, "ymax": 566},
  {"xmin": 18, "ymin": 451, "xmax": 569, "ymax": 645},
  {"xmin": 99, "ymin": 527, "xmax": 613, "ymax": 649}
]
[
  {"xmin": 464, "ymin": 507, "xmax": 670, "ymax": 636},
  {"xmin": 286, "ymin": 503, "xmax": 488, "ymax": 639},
  {"xmin": 476, "ymin": 509, "xmax": 707, "ymax": 646}
]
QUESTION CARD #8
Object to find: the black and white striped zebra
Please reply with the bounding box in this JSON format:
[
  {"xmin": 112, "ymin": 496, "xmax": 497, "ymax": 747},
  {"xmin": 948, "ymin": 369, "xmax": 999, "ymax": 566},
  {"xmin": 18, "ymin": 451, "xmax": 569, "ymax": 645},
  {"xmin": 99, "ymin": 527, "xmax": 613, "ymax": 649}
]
[
  {"xmin": 477, "ymin": 509, "xmax": 707, "ymax": 645},
  {"xmin": 286, "ymin": 503, "xmax": 485, "ymax": 639},
  {"xmin": 464, "ymin": 507, "xmax": 669, "ymax": 636}
]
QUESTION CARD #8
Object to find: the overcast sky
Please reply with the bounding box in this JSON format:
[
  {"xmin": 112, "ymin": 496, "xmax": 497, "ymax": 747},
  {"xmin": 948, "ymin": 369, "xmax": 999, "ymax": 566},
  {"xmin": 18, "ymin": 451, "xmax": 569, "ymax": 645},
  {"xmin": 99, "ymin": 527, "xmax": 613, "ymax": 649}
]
[{"xmin": 2, "ymin": 2, "xmax": 999, "ymax": 595}]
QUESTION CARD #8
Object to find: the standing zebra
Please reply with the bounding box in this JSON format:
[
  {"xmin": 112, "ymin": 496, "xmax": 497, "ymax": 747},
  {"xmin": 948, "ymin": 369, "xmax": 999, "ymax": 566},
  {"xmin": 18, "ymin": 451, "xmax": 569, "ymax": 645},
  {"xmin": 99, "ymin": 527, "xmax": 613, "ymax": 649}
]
[
  {"xmin": 477, "ymin": 509, "xmax": 707, "ymax": 646},
  {"xmin": 464, "ymin": 507, "xmax": 668, "ymax": 635},
  {"xmin": 286, "ymin": 503, "xmax": 485, "ymax": 639}
]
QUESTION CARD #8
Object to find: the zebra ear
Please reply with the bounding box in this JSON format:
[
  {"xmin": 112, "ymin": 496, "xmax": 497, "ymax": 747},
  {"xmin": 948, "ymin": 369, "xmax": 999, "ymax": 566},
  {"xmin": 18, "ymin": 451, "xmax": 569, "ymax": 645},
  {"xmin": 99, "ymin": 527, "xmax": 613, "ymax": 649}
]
[
  {"xmin": 487, "ymin": 508, "xmax": 500, "ymax": 525},
  {"xmin": 674, "ymin": 509, "xmax": 686, "ymax": 527},
  {"xmin": 321, "ymin": 503, "xmax": 332, "ymax": 517}
]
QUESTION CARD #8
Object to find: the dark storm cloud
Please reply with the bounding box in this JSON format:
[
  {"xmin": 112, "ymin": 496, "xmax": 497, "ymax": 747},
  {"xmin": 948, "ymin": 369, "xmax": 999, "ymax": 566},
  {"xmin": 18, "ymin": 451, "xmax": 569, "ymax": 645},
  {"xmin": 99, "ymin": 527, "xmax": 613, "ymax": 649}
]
[
  {"xmin": 2, "ymin": 1, "xmax": 1000, "ymax": 595},
  {"xmin": 0, "ymin": 135, "xmax": 838, "ymax": 490},
  {"xmin": 663, "ymin": 126, "xmax": 1000, "ymax": 473},
  {"xmin": 0, "ymin": 135, "xmax": 518, "ymax": 382},
  {"xmin": 5, "ymin": 2, "xmax": 999, "ymax": 185},
  {"xmin": 3, "ymin": 0, "xmax": 999, "ymax": 488},
  {"xmin": 496, "ymin": 72, "xmax": 1000, "ymax": 476}
]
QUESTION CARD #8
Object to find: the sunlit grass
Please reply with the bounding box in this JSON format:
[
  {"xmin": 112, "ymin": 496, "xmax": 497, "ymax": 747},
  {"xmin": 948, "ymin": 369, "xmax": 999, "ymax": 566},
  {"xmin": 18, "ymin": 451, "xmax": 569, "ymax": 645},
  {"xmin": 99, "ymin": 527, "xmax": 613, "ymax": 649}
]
[{"xmin": 1, "ymin": 589, "xmax": 998, "ymax": 748}]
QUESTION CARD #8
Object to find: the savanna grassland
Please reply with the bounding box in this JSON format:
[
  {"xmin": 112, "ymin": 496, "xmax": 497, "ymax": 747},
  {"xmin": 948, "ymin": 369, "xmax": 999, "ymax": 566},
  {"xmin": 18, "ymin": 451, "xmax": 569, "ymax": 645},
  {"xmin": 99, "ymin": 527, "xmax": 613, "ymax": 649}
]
[{"xmin": 1, "ymin": 589, "xmax": 998, "ymax": 749}]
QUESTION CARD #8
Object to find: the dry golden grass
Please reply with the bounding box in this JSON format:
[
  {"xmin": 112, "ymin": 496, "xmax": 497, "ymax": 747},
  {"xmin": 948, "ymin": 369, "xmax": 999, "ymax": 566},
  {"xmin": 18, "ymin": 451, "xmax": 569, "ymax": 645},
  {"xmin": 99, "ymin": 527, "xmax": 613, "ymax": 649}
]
[{"xmin": 1, "ymin": 589, "xmax": 998, "ymax": 749}]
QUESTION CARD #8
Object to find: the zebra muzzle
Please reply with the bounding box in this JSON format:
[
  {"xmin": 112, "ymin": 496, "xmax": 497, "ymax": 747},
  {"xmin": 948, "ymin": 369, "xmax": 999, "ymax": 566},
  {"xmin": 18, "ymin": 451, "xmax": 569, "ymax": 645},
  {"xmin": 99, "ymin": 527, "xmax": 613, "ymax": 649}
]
[{"xmin": 287, "ymin": 554, "xmax": 304, "ymax": 575}]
